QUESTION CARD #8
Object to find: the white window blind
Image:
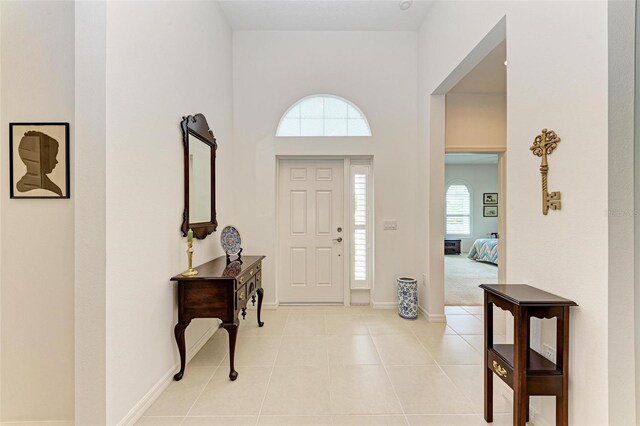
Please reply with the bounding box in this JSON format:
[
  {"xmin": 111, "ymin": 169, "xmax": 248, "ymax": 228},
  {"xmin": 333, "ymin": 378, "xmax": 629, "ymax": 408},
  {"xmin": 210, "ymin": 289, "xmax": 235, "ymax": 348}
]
[
  {"xmin": 277, "ymin": 95, "xmax": 372, "ymax": 137},
  {"xmin": 446, "ymin": 184, "xmax": 471, "ymax": 235},
  {"xmin": 353, "ymin": 173, "xmax": 367, "ymax": 281},
  {"xmin": 351, "ymin": 164, "xmax": 371, "ymax": 289}
]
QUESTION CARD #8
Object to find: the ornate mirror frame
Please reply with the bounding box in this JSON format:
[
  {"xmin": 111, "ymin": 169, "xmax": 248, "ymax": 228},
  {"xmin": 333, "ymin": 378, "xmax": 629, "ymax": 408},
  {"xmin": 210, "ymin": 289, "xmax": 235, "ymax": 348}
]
[{"xmin": 181, "ymin": 113, "xmax": 217, "ymax": 239}]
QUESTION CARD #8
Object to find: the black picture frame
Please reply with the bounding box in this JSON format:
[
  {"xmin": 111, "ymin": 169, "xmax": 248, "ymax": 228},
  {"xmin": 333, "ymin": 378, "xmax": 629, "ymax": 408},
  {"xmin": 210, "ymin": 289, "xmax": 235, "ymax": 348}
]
[
  {"xmin": 483, "ymin": 192, "xmax": 498, "ymax": 204},
  {"xmin": 484, "ymin": 206, "xmax": 498, "ymax": 217},
  {"xmin": 9, "ymin": 122, "xmax": 70, "ymax": 199}
]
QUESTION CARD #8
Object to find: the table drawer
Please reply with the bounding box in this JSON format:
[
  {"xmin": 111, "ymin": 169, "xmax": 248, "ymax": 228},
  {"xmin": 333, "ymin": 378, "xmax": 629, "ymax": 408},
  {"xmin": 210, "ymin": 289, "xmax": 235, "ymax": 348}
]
[
  {"xmin": 487, "ymin": 349, "xmax": 513, "ymax": 388},
  {"xmin": 255, "ymin": 270, "xmax": 262, "ymax": 289},
  {"xmin": 246, "ymin": 276, "xmax": 257, "ymax": 297},
  {"xmin": 237, "ymin": 273, "xmax": 249, "ymax": 289},
  {"xmin": 235, "ymin": 284, "xmax": 248, "ymax": 311}
]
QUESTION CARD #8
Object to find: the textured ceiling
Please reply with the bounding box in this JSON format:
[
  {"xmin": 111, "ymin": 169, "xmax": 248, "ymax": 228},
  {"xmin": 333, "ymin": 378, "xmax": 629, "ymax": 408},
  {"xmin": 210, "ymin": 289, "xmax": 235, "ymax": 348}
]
[
  {"xmin": 450, "ymin": 40, "xmax": 507, "ymax": 94},
  {"xmin": 218, "ymin": 0, "xmax": 434, "ymax": 31}
]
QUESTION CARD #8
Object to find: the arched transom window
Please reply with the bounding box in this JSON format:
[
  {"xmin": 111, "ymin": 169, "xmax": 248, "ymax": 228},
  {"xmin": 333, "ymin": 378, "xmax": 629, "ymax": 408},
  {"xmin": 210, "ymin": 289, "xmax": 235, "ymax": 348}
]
[{"xmin": 276, "ymin": 95, "xmax": 371, "ymax": 137}]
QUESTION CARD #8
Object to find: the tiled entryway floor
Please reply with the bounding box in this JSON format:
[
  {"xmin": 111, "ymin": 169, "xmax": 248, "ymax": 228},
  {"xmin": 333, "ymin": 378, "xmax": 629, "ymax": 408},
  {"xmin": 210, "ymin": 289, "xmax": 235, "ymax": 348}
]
[{"xmin": 138, "ymin": 305, "xmax": 516, "ymax": 426}]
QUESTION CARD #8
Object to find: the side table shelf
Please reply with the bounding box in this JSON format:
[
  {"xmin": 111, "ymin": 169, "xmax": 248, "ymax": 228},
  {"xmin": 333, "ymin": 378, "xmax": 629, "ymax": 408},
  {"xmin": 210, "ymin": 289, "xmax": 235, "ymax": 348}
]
[{"xmin": 479, "ymin": 284, "xmax": 577, "ymax": 426}]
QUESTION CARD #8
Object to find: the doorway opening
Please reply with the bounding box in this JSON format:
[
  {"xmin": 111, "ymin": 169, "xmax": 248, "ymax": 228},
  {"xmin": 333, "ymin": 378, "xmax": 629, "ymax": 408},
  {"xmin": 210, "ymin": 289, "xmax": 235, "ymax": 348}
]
[
  {"xmin": 441, "ymin": 39, "xmax": 506, "ymax": 312},
  {"xmin": 424, "ymin": 17, "xmax": 506, "ymax": 322},
  {"xmin": 444, "ymin": 153, "xmax": 500, "ymax": 306}
]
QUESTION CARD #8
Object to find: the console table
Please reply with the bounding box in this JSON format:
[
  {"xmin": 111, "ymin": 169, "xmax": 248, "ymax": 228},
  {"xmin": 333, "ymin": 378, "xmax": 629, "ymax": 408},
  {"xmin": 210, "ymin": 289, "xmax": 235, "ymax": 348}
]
[
  {"xmin": 171, "ymin": 255, "xmax": 265, "ymax": 381},
  {"xmin": 479, "ymin": 284, "xmax": 577, "ymax": 426}
]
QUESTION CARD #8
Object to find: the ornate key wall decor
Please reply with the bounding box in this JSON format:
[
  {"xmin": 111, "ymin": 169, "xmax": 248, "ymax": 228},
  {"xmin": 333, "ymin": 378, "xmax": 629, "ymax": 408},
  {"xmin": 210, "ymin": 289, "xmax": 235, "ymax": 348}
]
[{"xmin": 530, "ymin": 128, "xmax": 561, "ymax": 215}]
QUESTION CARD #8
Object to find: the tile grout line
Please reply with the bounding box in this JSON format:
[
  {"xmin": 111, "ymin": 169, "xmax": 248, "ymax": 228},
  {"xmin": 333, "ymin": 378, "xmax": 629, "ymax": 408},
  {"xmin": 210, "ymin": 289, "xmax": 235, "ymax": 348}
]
[
  {"xmin": 411, "ymin": 315, "xmax": 486, "ymax": 417},
  {"xmin": 325, "ymin": 311, "xmax": 332, "ymax": 418},
  {"xmin": 369, "ymin": 327, "xmax": 411, "ymax": 426},
  {"xmin": 179, "ymin": 329, "xmax": 235, "ymax": 424},
  {"xmin": 180, "ymin": 364, "xmax": 220, "ymax": 425},
  {"xmin": 255, "ymin": 308, "xmax": 290, "ymax": 425}
]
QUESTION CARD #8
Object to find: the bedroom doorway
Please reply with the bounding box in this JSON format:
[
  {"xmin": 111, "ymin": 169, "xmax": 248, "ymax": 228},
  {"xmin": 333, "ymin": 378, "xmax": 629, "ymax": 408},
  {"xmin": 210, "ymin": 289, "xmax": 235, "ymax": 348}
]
[{"xmin": 444, "ymin": 153, "xmax": 500, "ymax": 306}]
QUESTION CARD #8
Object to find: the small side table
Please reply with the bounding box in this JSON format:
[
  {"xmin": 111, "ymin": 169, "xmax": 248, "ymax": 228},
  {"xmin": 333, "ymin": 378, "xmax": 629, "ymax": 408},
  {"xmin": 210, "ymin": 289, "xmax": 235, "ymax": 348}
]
[
  {"xmin": 479, "ymin": 284, "xmax": 577, "ymax": 426},
  {"xmin": 444, "ymin": 239, "xmax": 461, "ymax": 255}
]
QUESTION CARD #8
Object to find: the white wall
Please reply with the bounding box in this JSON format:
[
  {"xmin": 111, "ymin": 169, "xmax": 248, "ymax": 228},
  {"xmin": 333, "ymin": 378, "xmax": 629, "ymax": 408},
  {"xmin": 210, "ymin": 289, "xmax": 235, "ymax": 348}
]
[
  {"xmin": 419, "ymin": 1, "xmax": 613, "ymax": 424},
  {"xmin": 104, "ymin": 2, "xmax": 234, "ymax": 423},
  {"xmin": 232, "ymin": 31, "xmax": 418, "ymax": 307},
  {"xmin": 608, "ymin": 1, "xmax": 637, "ymax": 424},
  {"xmin": 75, "ymin": 1, "xmax": 107, "ymax": 424},
  {"xmin": 445, "ymin": 164, "xmax": 498, "ymax": 252},
  {"xmin": 0, "ymin": 1, "xmax": 75, "ymax": 422},
  {"xmin": 445, "ymin": 93, "xmax": 506, "ymax": 151},
  {"xmin": 635, "ymin": 0, "xmax": 640, "ymax": 420}
]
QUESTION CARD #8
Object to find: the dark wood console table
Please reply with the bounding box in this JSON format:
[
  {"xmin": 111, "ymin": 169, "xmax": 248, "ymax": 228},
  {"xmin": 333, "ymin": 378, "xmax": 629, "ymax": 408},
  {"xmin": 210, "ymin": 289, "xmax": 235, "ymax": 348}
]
[
  {"xmin": 171, "ymin": 255, "xmax": 265, "ymax": 381},
  {"xmin": 479, "ymin": 284, "xmax": 577, "ymax": 426}
]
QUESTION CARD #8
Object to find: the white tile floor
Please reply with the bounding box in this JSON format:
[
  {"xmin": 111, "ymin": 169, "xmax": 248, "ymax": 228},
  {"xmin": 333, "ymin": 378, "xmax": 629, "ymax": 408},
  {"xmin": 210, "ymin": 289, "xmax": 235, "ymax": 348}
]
[{"xmin": 138, "ymin": 306, "xmax": 517, "ymax": 426}]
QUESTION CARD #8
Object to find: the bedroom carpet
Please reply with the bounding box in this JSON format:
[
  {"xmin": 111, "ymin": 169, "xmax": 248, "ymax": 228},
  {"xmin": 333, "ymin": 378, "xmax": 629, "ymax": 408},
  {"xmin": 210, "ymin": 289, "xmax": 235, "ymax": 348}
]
[{"xmin": 445, "ymin": 253, "xmax": 498, "ymax": 306}]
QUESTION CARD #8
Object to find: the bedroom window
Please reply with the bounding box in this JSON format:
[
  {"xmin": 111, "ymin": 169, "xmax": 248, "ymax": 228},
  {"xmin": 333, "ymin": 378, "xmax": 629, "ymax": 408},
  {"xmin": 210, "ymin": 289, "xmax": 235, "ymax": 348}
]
[
  {"xmin": 446, "ymin": 183, "xmax": 471, "ymax": 235},
  {"xmin": 276, "ymin": 95, "xmax": 372, "ymax": 137}
]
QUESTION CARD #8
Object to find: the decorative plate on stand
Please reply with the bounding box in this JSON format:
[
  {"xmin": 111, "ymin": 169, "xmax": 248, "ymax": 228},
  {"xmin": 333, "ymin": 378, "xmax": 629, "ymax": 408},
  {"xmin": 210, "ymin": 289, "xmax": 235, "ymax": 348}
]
[
  {"xmin": 222, "ymin": 260, "xmax": 242, "ymax": 277},
  {"xmin": 220, "ymin": 225, "xmax": 242, "ymax": 255}
]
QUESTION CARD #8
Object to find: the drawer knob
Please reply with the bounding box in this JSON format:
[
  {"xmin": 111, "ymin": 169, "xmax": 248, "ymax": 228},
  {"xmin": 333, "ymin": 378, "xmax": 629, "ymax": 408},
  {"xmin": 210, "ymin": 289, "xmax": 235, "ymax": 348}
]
[
  {"xmin": 493, "ymin": 360, "xmax": 508, "ymax": 378},
  {"xmin": 238, "ymin": 290, "xmax": 246, "ymax": 301},
  {"xmin": 250, "ymin": 269, "xmax": 254, "ymax": 275},
  {"xmin": 239, "ymin": 277, "xmax": 244, "ymax": 284}
]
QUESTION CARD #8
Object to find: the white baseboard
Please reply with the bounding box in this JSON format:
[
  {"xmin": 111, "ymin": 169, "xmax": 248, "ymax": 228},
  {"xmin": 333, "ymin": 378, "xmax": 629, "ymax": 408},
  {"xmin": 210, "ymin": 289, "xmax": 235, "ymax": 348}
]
[
  {"xmin": 1, "ymin": 422, "xmax": 73, "ymax": 425},
  {"xmin": 118, "ymin": 323, "xmax": 219, "ymax": 426},
  {"xmin": 372, "ymin": 301, "xmax": 397, "ymax": 310},
  {"xmin": 418, "ymin": 304, "xmax": 446, "ymax": 322},
  {"xmin": 247, "ymin": 301, "xmax": 279, "ymax": 311}
]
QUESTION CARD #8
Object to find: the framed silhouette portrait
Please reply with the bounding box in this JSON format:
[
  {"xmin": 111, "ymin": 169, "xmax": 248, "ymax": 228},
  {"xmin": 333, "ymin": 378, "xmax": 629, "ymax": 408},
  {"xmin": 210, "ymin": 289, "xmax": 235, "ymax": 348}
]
[{"xmin": 9, "ymin": 123, "xmax": 70, "ymax": 199}]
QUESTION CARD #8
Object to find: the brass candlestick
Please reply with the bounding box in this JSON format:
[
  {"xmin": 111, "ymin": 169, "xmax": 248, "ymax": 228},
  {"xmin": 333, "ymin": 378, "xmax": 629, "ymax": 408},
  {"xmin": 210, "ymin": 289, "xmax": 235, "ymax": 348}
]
[
  {"xmin": 182, "ymin": 240, "xmax": 198, "ymax": 277},
  {"xmin": 530, "ymin": 128, "xmax": 562, "ymax": 215}
]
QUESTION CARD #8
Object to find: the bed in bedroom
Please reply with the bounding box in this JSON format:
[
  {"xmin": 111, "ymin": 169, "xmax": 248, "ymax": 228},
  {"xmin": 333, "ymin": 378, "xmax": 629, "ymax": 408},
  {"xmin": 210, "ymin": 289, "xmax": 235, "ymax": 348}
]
[{"xmin": 467, "ymin": 238, "xmax": 498, "ymax": 265}]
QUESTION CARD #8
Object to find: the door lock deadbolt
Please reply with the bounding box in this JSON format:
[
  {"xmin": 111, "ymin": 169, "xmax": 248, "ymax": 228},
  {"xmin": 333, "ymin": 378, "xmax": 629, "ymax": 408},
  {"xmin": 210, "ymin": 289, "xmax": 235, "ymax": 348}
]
[{"xmin": 337, "ymin": 227, "xmax": 342, "ymax": 232}]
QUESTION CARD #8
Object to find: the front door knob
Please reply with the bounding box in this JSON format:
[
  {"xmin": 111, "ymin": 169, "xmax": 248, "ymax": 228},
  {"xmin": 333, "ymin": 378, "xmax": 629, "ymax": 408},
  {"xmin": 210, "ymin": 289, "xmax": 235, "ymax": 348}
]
[{"xmin": 333, "ymin": 237, "xmax": 343, "ymax": 243}]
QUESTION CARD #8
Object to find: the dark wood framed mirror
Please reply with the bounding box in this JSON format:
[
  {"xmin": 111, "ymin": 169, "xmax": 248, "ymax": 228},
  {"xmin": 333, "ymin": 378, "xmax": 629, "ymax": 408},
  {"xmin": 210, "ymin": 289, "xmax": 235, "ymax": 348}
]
[{"xmin": 181, "ymin": 113, "xmax": 217, "ymax": 239}]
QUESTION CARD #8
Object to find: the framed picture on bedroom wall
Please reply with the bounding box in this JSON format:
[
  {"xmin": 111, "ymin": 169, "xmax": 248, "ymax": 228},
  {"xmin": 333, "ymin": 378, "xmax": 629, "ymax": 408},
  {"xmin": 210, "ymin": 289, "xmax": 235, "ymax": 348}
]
[
  {"xmin": 484, "ymin": 206, "xmax": 498, "ymax": 217},
  {"xmin": 483, "ymin": 193, "xmax": 498, "ymax": 204},
  {"xmin": 9, "ymin": 122, "xmax": 70, "ymax": 199}
]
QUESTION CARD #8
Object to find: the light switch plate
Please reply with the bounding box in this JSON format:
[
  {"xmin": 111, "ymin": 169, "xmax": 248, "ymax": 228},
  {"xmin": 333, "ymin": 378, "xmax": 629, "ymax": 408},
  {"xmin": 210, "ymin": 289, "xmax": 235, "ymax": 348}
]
[{"xmin": 383, "ymin": 220, "xmax": 397, "ymax": 230}]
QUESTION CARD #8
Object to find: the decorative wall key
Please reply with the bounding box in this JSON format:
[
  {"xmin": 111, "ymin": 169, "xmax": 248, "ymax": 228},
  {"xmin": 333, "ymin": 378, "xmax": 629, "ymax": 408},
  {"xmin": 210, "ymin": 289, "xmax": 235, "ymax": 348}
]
[{"xmin": 530, "ymin": 128, "xmax": 561, "ymax": 215}]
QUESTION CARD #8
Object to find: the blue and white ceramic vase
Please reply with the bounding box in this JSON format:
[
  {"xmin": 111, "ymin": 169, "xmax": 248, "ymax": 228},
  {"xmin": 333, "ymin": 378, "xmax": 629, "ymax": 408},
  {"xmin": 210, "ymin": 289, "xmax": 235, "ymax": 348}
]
[{"xmin": 397, "ymin": 276, "xmax": 418, "ymax": 320}]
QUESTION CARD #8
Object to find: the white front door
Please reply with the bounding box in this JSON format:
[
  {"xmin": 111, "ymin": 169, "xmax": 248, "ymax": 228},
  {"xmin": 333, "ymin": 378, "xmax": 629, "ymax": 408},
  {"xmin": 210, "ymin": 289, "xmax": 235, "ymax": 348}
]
[{"xmin": 278, "ymin": 159, "xmax": 344, "ymax": 303}]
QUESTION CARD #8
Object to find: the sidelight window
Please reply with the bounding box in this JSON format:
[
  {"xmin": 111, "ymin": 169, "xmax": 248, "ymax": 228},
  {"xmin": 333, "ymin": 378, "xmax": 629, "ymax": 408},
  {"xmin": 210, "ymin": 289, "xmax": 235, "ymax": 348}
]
[{"xmin": 351, "ymin": 162, "xmax": 372, "ymax": 289}]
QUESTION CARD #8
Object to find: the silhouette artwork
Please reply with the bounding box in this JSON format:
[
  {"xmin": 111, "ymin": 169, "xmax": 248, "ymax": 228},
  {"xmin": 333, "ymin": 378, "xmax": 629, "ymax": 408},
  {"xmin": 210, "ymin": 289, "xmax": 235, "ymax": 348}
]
[
  {"xmin": 16, "ymin": 131, "xmax": 62, "ymax": 196},
  {"xmin": 9, "ymin": 123, "xmax": 69, "ymax": 199}
]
